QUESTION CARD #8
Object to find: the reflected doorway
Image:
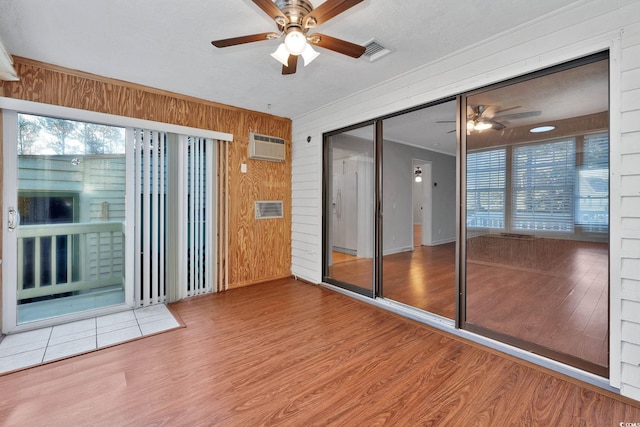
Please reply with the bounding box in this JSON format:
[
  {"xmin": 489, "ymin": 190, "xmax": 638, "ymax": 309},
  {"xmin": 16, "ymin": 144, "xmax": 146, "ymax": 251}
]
[
  {"xmin": 323, "ymin": 102, "xmax": 458, "ymax": 318},
  {"xmin": 380, "ymin": 102, "xmax": 457, "ymax": 318}
]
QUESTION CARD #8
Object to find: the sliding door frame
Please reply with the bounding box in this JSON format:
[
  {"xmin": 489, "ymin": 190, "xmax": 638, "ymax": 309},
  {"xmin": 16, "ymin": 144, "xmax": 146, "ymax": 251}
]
[{"xmin": 457, "ymin": 51, "xmax": 611, "ymax": 378}]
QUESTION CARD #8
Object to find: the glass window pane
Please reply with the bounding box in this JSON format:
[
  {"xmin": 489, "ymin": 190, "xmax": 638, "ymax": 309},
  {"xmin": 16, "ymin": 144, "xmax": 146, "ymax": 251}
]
[
  {"xmin": 16, "ymin": 113, "xmax": 126, "ymax": 324},
  {"xmin": 464, "ymin": 56, "xmax": 609, "ymax": 376},
  {"xmin": 324, "ymin": 125, "xmax": 375, "ymax": 296}
]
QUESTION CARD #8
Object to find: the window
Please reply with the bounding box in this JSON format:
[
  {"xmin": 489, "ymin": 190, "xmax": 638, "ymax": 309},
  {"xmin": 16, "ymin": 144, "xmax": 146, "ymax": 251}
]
[
  {"xmin": 466, "ymin": 148, "xmax": 506, "ymax": 229},
  {"xmin": 512, "ymin": 139, "xmax": 576, "ymax": 232},
  {"xmin": 576, "ymin": 133, "xmax": 609, "ymax": 232}
]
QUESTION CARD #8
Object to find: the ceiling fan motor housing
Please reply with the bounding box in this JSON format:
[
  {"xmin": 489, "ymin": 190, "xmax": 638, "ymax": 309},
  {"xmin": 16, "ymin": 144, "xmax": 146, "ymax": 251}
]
[{"xmin": 275, "ymin": 0, "xmax": 315, "ymax": 33}]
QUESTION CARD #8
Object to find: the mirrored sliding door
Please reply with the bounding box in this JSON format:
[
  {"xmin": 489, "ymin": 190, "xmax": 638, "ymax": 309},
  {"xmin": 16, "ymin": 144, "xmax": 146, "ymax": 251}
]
[
  {"xmin": 380, "ymin": 102, "xmax": 457, "ymax": 319},
  {"xmin": 462, "ymin": 53, "xmax": 610, "ymax": 376},
  {"xmin": 323, "ymin": 124, "xmax": 375, "ymax": 296}
]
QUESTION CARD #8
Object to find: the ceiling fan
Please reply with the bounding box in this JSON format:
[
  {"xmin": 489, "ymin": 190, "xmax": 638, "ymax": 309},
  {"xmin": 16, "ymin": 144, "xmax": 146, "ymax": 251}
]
[
  {"xmin": 438, "ymin": 104, "xmax": 542, "ymax": 133},
  {"xmin": 211, "ymin": 0, "xmax": 366, "ymax": 75}
]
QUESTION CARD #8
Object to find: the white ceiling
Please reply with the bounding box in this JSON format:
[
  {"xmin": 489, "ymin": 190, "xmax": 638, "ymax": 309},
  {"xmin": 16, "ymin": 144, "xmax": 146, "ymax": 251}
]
[{"xmin": 0, "ymin": 0, "xmax": 579, "ymax": 121}]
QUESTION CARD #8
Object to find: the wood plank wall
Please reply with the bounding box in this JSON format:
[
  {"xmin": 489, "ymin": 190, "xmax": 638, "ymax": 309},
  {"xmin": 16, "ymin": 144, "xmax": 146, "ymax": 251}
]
[{"xmin": 0, "ymin": 57, "xmax": 292, "ymax": 291}]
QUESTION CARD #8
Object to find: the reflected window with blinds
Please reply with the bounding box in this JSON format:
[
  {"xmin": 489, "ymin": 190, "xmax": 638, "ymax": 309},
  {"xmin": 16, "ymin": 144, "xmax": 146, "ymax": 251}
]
[
  {"xmin": 576, "ymin": 133, "xmax": 609, "ymax": 232},
  {"xmin": 466, "ymin": 148, "xmax": 506, "ymax": 229},
  {"xmin": 512, "ymin": 139, "xmax": 576, "ymax": 232}
]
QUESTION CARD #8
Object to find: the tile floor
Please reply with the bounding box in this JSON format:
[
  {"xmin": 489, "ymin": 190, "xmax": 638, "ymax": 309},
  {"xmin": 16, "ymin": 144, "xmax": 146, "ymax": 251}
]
[{"xmin": 0, "ymin": 304, "xmax": 181, "ymax": 374}]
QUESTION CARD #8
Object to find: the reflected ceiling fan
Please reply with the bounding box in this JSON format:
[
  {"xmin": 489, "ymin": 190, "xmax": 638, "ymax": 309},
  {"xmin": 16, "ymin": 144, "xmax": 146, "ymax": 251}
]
[
  {"xmin": 438, "ymin": 104, "xmax": 542, "ymax": 133},
  {"xmin": 211, "ymin": 0, "xmax": 366, "ymax": 75}
]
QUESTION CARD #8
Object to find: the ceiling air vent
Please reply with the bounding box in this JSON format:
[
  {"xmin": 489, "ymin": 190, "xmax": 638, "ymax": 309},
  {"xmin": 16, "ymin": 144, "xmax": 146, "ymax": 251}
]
[
  {"xmin": 362, "ymin": 38, "xmax": 391, "ymax": 62},
  {"xmin": 249, "ymin": 132, "xmax": 285, "ymax": 162},
  {"xmin": 255, "ymin": 201, "xmax": 283, "ymax": 219}
]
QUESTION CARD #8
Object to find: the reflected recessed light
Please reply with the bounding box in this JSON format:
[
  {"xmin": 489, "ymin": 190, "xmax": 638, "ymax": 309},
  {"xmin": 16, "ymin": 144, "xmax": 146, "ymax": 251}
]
[{"xmin": 530, "ymin": 125, "xmax": 556, "ymax": 133}]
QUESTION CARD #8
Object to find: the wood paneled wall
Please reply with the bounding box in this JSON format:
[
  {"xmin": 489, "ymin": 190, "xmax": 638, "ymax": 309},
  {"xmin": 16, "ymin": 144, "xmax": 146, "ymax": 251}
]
[{"xmin": 1, "ymin": 57, "xmax": 292, "ymax": 290}]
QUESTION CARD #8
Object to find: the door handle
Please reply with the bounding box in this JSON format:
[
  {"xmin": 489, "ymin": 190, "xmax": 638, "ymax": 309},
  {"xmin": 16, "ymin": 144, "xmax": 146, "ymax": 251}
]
[{"xmin": 8, "ymin": 207, "xmax": 20, "ymax": 231}]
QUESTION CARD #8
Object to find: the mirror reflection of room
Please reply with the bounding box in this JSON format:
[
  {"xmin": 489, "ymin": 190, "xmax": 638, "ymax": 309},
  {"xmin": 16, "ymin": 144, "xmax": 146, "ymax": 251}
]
[
  {"xmin": 381, "ymin": 101, "xmax": 457, "ymax": 319},
  {"xmin": 463, "ymin": 56, "xmax": 609, "ymax": 376},
  {"xmin": 326, "ymin": 125, "xmax": 375, "ymax": 294}
]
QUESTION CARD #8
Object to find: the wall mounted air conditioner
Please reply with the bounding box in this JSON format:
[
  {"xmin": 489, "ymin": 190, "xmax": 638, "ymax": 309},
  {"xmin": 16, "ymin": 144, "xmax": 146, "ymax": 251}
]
[{"xmin": 249, "ymin": 132, "xmax": 285, "ymax": 162}]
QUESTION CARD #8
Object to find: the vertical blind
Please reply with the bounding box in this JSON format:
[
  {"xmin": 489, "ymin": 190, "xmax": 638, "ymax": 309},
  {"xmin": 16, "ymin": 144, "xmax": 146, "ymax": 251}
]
[
  {"xmin": 132, "ymin": 129, "xmax": 216, "ymax": 307},
  {"xmin": 185, "ymin": 136, "xmax": 214, "ymax": 297},
  {"xmin": 134, "ymin": 129, "xmax": 167, "ymax": 306}
]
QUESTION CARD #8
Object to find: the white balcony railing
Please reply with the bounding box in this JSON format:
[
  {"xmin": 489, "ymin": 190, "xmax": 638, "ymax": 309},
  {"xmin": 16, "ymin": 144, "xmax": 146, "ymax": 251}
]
[{"xmin": 17, "ymin": 221, "xmax": 125, "ymax": 300}]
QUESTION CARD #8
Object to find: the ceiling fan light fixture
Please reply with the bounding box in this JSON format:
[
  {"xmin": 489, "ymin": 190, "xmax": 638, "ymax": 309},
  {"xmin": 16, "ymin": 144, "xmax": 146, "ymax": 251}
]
[
  {"xmin": 301, "ymin": 43, "xmax": 319, "ymax": 66},
  {"xmin": 271, "ymin": 43, "xmax": 290, "ymax": 66},
  {"xmin": 284, "ymin": 30, "xmax": 306, "ymax": 55},
  {"xmin": 474, "ymin": 121, "xmax": 493, "ymax": 131},
  {"xmin": 415, "ymin": 167, "xmax": 422, "ymax": 183}
]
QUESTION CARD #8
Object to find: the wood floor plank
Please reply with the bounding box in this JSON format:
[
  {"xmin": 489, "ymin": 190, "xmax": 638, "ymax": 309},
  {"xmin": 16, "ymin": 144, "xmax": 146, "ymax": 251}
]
[{"xmin": 0, "ymin": 278, "xmax": 636, "ymax": 426}]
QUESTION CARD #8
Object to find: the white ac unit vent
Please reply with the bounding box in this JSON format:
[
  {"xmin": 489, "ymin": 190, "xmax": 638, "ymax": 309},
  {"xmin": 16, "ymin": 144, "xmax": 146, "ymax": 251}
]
[
  {"xmin": 362, "ymin": 38, "xmax": 392, "ymax": 62},
  {"xmin": 255, "ymin": 201, "xmax": 284, "ymax": 219},
  {"xmin": 249, "ymin": 132, "xmax": 285, "ymax": 162}
]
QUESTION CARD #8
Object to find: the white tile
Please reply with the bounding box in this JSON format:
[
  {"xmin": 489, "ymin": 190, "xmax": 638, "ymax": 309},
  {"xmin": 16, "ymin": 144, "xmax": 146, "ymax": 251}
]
[
  {"xmin": 50, "ymin": 318, "xmax": 96, "ymax": 337},
  {"xmin": 49, "ymin": 319, "xmax": 96, "ymax": 346},
  {"xmin": 0, "ymin": 327, "xmax": 52, "ymax": 349},
  {"xmin": 0, "ymin": 338, "xmax": 48, "ymax": 358},
  {"xmin": 134, "ymin": 304, "xmax": 171, "ymax": 321},
  {"xmin": 97, "ymin": 318, "xmax": 139, "ymax": 335},
  {"xmin": 97, "ymin": 325, "xmax": 142, "ymax": 348},
  {"xmin": 96, "ymin": 310, "xmax": 137, "ymax": 329},
  {"xmin": 43, "ymin": 336, "xmax": 97, "ymax": 362},
  {"xmin": 0, "ymin": 348, "xmax": 46, "ymax": 373},
  {"xmin": 139, "ymin": 317, "xmax": 180, "ymax": 336}
]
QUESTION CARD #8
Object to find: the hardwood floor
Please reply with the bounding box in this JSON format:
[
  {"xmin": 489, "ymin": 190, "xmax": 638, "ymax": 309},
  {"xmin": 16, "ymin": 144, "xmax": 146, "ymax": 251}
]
[
  {"xmin": 466, "ymin": 236, "xmax": 609, "ymax": 372},
  {"xmin": 382, "ymin": 243, "xmax": 456, "ymax": 318},
  {"xmin": 331, "ymin": 234, "xmax": 608, "ymax": 372},
  {"xmin": 0, "ymin": 278, "xmax": 636, "ymax": 426}
]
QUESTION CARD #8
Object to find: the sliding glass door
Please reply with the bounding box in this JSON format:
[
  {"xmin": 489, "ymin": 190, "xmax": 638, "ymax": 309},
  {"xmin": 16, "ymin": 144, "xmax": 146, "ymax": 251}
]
[
  {"xmin": 461, "ymin": 53, "xmax": 610, "ymax": 376},
  {"xmin": 3, "ymin": 112, "xmax": 128, "ymax": 329},
  {"xmin": 3, "ymin": 110, "xmax": 219, "ymax": 333},
  {"xmin": 323, "ymin": 124, "xmax": 376, "ymax": 296},
  {"xmin": 321, "ymin": 52, "xmax": 609, "ymax": 377},
  {"xmin": 380, "ymin": 102, "xmax": 457, "ymax": 319}
]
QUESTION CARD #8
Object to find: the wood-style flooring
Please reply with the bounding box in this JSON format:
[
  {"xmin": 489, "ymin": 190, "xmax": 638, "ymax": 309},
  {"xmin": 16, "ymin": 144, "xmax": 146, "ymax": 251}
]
[
  {"xmin": 330, "ymin": 228, "xmax": 608, "ymax": 372},
  {"xmin": 0, "ymin": 278, "xmax": 637, "ymax": 426},
  {"xmin": 466, "ymin": 235, "xmax": 609, "ymax": 372}
]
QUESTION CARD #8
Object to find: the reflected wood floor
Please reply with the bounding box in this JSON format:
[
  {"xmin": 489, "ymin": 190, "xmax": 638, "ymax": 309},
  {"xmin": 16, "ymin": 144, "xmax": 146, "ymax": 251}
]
[
  {"xmin": 466, "ymin": 236, "xmax": 609, "ymax": 371},
  {"xmin": 0, "ymin": 278, "xmax": 637, "ymax": 426},
  {"xmin": 383, "ymin": 243, "xmax": 456, "ymax": 318}
]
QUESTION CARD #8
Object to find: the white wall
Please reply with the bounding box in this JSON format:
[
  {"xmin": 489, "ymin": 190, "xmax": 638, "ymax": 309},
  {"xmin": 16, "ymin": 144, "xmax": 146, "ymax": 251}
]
[
  {"xmin": 291, "ymin": 0, "xmax": 640, "ymax": 400},
  {"xmin": 383, "ymin": 141, "xmax": 455, "ymax": 253}
]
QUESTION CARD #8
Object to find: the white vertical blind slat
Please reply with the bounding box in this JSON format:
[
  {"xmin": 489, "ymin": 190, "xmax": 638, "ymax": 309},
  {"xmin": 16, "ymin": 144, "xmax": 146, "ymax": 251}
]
[
  {"xmin": 159, "ymin": 134, "xmax": 166, "ymax": 302},
  {"xmin": 134, "ymin": 129, "xmax": 142, "ymax": 305}
]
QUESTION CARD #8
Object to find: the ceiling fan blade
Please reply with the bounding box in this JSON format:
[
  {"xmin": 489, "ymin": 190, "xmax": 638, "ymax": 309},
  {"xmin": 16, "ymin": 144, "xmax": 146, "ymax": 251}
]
[
  {"xmin": 303, "ymin": 0, "xmax": 364, "ymax": 27},
  {"xmin": 436, "ymin": 120, "xmax": 456, "ymax": 124},
  {"xmin": 282, "ymin": 54, "xmax": 298, "ymax": 75},
  {"xmin": 212, "ymin": 33, "xmax": 278, "ymax": 48},
  {"xmin": 252, "ymin": 0, "xmax": 288, "ymax": 24},
  {"xmin": 309, "ymin": 34, "xmax": 365, "ymax": 58},
  {"xmin": 488, "ymin": 120, "xmax": 506, "ymax": 130},
  {"xmin": 495, "ymin": 111, "xmax": 542, "ymax": 121},
  {"xmin": 493, "ymin": 106, "xmax": 522, "ymax": 115}
]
